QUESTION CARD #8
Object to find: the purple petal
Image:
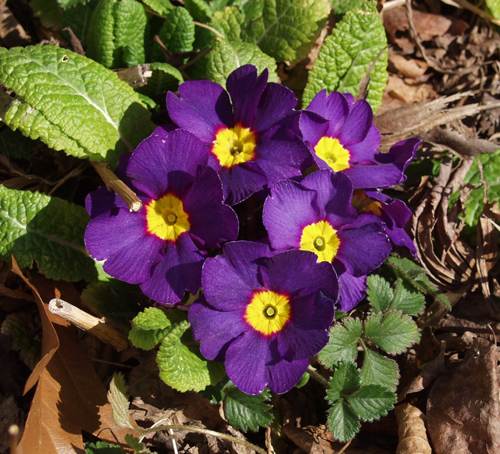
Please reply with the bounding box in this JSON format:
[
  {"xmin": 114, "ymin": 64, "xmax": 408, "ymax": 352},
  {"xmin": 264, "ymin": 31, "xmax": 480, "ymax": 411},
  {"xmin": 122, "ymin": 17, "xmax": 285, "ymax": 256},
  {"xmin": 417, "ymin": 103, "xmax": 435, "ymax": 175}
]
[
  {"xmin": 85, "ymin": 187, "xmax": 126, "ymax": 217},
  {"xmin": 335, "ymin": 268, "xmax": 367, "ymax": 312},
  {"xmin": 301, "ymin": 171, "xmax": 356, "ymax": 222},
  {"xmin": 263, "ymin": 180, "xmax": 318, "ymax": 251},
  {"xmin": 307, "ymin": 91, "xmax": 349, "ymax": 136},
  {"xmin": 189, "ymin": 301, "xmax": 246, "ymax": 360},
  {"xmin": 337, "ymin": 223, "xmax": 391, "ymax": 276},
  {"xmin": 299, "ymin": 111, "xmax": 329, "ymax": 147},
  {"xmin": 344, "ymin": 163, "xmax": 404, "ymax": 189},
  {"xmin": 102, "ymin": 235, "xmax": 163, "ymax": 284},
  {"xmin": 202, "ymin": 241, "xmax": 271, "ymax": 311},
  {"xmin": 348, "ymin": 125, "xmax": 381, "ymax": 163},
  {"xmin": 183, "ymin": 166, "xmax": 238, "ymax": 249},
  {"xmin": 260, "ymin": 250, "xmax": 338, "ymax": 300},
  {"xmin": 277, "ymin": 293, "xmax": 333, "ymax": 359},
  {"xmin": 254, "ymin": 83, "xmax": 297, "ymax": 132},
  {"xmin": 219, "ymin": 163, "xmax": 267, "ymax": 205},
  {"xmin": 255, "ymin": 138, "xmax": 309, "ymax": 185},
  {"xmin": 266, "ymin": 357, "xmax": 309, "ymax": 394},
  {"xmin": 140, "ymin": 235, "xmax": 204, "ymax": 304},
  {"xmin": 126, "ymin": 129, "xmax": 209, "ymax": 199},
  {"xmin": 225, "ymin": 331, "xmax": 269, "ymax": 395},
  {"xmin": 166, "ymin": 81, "xmax": 233, "ymax": 142},
  {"xmin": 85, "ymin": 209, "xmax": 147, "ymax": 260},
  {"xmin": 226, "ymin": 65, "xmax": 267, "ymax": 126},
  {"xmin": 338, "ymin": 100, "xmax": 373, "ymax": 146}
]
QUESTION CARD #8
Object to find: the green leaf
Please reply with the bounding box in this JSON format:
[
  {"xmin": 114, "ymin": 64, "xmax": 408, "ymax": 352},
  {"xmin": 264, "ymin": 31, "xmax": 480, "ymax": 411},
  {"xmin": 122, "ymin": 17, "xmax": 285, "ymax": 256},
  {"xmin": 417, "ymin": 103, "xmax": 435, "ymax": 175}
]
[
  {"xmin": 486, "ymin": 0, "xmax": 500, "ymax": 19},
  {"xmin": 303, "ymin": 1, "xmax": 388, "ymax": 110},
  {"xmin": 241, "ymin": 0, "xmax": 330, "ymax": 62},
  {"xmin": 0, "ymin": 45, "xmax": 153, "ymax": 161},
  {"xmin": 387, "ymin": 255, "xmax": 450, "ymax": 310},
  {"xmin": 57, "ymin": 0, "xmax": 91, "ymax": 8},
  {"xmin": 141, "ymin": 0, "xmax": 172, "ymax": 16},
  {"xmin": 462, "ymin": 150, "xmax": 500, "ymax": 226},
  {"xmin": 0, "ymin": 186, "xmax": 97, "ymax": 281},
  {"xmin": 365, "ymin": 311, "xmax": 420, "ymax": 355},
  {"xmin": 129, "ymin": 307, "xmax": 172, "ymax": 350},
  {"xmin": 81, "ymin": 280, "xmax": 140, "ymax": 321},
  {"xmin": 327, "ymin": 400, "xmax": 360, "ymax": 442},
  {"xmin": 318, "ymin": 318, "xmax": 362, "ymax": 368},
  {"xmin": 330, "ymin": 0, "xmax": 366, "ymax": 15},
  {"xmin": 391, "ymin": 279, "xmax": 425, "ymax": 316},
  {"xmin": 87, "ymin": 0, "xmax": 148, "ymax": 68},
  {"xmin": 139, "ymin": 62, "xmax": 184, "ymax": 97},
  {"xmin": 184, "ymin": 0, "xmax": 212, "ymax": 21},
  {"xmin": 156, "ymin": 319, "xmax": 224, "ymax": 392},
  {"xmin": 85, "ymin": 440, "xmax": 124, "ymax": 454},
  {"xmin": 211, "ymin": 6, "xmax": 244, "ymax": 41},
  {"xmin": 366, "ymin": 275, "xmax": 394, "ymax": 312},
  {"xmin": 107, "ymin": 373, "xmax": 135, "ymax": 429},
  {"xmin": 347, "ymin": 385, "xmax": 395, "ymax": 422},
  {"xmin": 223, "ymin": 384, "xmax": 274, "ymax": 432},
  {"xmin": 194, "ymin": 39, "xmax": 278, "ymax": 84},
  {"xmin": 326, "ymin": 362, "xmax": 360, "ymax": 403},
  {"xmin": 159, "ymin": 7, "xmax": 195, "ymax": 53},
  {"xmin": 360, "ymin": 348, "xmax": 399, "ymax": 392}
]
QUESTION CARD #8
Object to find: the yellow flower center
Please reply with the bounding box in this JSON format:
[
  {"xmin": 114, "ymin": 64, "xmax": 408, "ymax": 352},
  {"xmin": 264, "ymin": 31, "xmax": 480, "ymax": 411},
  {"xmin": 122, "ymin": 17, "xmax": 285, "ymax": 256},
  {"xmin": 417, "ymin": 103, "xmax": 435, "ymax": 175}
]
[
  {"xmin": 352, "ymin": 190, "xmax": 383, "ymax": 216},
  {"xmin": 245, "ymin": 290, "xmax": 291, "ymax": 336},
  {"xmin": 146, "ymin": 193, "xmax": 190, "ymax": 241},
  {"xmin": 212, "ymin": 124, "xmax": 257, "ymax": 168},
  {"xmin": 314, "ymin": 136, "xmax": 351, "ymax": 172},
  {"xmin": 300, "ymin": 220, "xmax": 340, "ymax": 263}
]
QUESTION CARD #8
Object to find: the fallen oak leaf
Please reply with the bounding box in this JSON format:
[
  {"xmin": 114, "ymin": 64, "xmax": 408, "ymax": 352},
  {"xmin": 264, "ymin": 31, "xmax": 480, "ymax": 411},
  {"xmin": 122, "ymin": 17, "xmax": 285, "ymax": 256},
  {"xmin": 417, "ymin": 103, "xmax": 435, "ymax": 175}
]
[
  {"xmin": 11, "ymin": 261, "xmax": 131, "ymax": 452},
  {"xmin": 395, "ymin": 403, "xmax": 432, "ymax": 454}
]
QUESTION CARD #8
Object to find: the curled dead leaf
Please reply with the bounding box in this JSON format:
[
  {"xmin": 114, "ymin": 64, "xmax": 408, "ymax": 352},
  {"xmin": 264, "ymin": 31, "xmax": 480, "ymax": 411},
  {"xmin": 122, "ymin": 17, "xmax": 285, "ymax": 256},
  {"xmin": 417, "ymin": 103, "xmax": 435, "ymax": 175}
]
[{"xmin": 395, "ymin": 403, "xmax": 432, "ymax": 454}]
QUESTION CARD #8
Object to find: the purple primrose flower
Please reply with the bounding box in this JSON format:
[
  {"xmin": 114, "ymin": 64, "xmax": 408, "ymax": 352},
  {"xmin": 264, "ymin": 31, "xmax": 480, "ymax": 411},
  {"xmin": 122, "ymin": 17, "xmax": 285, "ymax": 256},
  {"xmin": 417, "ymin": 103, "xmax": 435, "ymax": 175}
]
[
  {"xmin": 300, "ymin": 91, "xmax": 418, "ymax": 189},
  {"xmin": 263, "ymin": 171, "xmax": 392, "ymax": 311},
  {"xmin": 84, "ymin": 128, "xmax": 238, "ymax": 305},
  {"xmin": 166, "ymin": 65, "xmax": 309, "ymax": 205},
  {"xmin": 189, "ymin": 241, "xmax": 337, "ymax": 395}
]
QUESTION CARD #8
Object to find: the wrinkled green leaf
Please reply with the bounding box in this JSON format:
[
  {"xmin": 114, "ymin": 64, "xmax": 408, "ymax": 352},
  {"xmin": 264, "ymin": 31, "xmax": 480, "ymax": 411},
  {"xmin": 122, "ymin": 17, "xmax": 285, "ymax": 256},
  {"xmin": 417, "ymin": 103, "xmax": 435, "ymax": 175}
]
[
  {"xmin": 129, "ymin": 307, "xmax": 172, "ymax": 351},
  {"xmin": 360, "ymin": 348, "xmax": 399, "ymax": 392},
  {"xmin": 0, "ymin": 45, "xmax": 152, "ymax": 161},
  {"xmin": 365, "ymin": 311, "xmax": 420, "ymax": 355},
  {"xmin": 87, "ymin": 0, "xmax": 148, "ymax": 68},
  {"xmin": 195, "ymin": 39, "xmax": 277, "ymax": 84},
  {"xmin": 85, "ymin": 440, "xmax": 124, "ymax": 454},
  {"xmin": 319, "ymin": 318, "xmax": 362, "ymax": 368},
  {"xmin": 346, "ymin": 385, "xmax": 396, "ymax": 422},
  {"xmin": 0, "ymin": 186, "xmax": 96, "ymax": 281},
  {"xmin": 141, "ymin": 0, "xmax": 172, "ymax": 15},
  {"xmin": 241, "ymin": 0, "xmax": 330, "ymax": 62},
  {"xmin": 367, "ymin": 275, "xmax": 394, "ymax": 312},
  {"xmin": 184, "ymin": 0, "xmax": 212, "ymax": 21},
  {"xmin": 330, "ymin": 0, "xmax": 366, "ymax": 15},
  {"xmin": 303, "ymin": 1, "xmax": 388, "ymax": 110},
  {"xmin": 327, "ymin": 400, "xmax": 360, "ymax": 442},
  {"xmin": 57, "ymin": 0, "xmax": 91, "ymax": 8},
  {"xmin": 159, "ymin": 7, "xmax": 195, "ymax": 53},
  {"xmin": 211, "ymin": 6, "xmax": 244, "ymax": 41},
  {"xmin": 156, "ymin": 319, "xmax": 224, "ymax": 392},
  {"xmin": 486, "ymin": 0, "xmax": 500, "ymax": 19},
  {"xmin": 223, "ymin": 384, "xmax": 274, "ymax": 432}
]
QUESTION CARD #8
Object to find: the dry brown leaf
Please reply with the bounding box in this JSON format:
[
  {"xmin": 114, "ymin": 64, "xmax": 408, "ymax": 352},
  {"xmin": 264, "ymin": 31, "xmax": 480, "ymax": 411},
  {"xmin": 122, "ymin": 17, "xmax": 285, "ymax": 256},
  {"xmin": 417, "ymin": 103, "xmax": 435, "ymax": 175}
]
[
  {"xmin": 11, "ymin": 263, "xmax": 131, "ymax": 453},
  {"xmin": 427, "ymin": 341, "xmax": 500, "ymax": 453},
  {"xmin": 384, "ymin": 7, "xmax": 452, "ymax": 43},
  {"xmin": 0, "ymin": 0, "xmax": 30, "ymax": 47},
  {"xmin": 389, "ymin": 53, "xmax": 428, "ymax": 79},
  {"xmin": 395, "ymin": 404, "xmax": 432, "ymax": 454}
]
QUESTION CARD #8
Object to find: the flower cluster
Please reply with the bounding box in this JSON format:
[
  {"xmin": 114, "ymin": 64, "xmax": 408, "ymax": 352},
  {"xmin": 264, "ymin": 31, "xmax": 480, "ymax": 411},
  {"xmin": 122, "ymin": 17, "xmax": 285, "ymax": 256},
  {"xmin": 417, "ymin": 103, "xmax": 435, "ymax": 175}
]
[{"xmin": 85, "ymin": 65, "xmax": 419, "ymax": 395}]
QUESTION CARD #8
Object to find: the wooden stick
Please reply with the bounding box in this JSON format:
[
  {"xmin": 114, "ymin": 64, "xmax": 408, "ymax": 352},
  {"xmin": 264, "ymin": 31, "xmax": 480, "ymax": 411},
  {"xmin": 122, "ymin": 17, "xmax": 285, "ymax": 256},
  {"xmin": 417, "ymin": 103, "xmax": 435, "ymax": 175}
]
[
  {"xmin": 8, "ymin": 425, "xmax": 19, "ymax": 454},
  {"xmin": 92, "ymin": 162, "xmax": 142, "ymax": 212},
  {"xmin": 48, "ymin": 298, "xmax": 129, "ymax": 351}
]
